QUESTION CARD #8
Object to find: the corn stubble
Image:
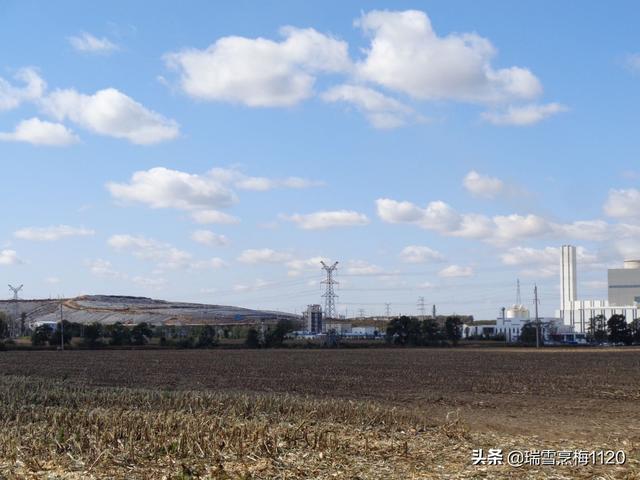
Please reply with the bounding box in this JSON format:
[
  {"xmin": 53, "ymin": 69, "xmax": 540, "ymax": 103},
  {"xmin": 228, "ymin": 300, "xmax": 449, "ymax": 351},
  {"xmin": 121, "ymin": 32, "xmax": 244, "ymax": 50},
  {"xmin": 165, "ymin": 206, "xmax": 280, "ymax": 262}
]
[{"xmin": 0, "ymin": 375, "xmax": 634, "ymax": 479}]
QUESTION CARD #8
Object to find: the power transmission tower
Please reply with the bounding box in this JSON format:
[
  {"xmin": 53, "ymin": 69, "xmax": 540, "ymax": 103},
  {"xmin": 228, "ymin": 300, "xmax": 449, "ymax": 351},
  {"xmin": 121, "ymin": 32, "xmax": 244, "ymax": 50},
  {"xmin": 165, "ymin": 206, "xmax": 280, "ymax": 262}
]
[
  {"xmin": 8, "ymin": 284, "xmax": 23, "ymax": 338},
  {"xmin": 384, "ymin": 303, "xmax": 391, "ymax": 319},
  {"xmin": 358, "ymin": 308, "xmax": 365, "ymax": 319},
  {"xmin": 59, "ymin": 299, "xmax": 65, "ymax": 351},
  {"xmin": 320, "ymin": 261, "xmax": 339, "ymax": 320},
  {"xmin": 432, "ymin": 304, "xmax": 437, "ymax": 319},
  {"xmin": 534, "ymin": 285, "xmax": 540, "ymax": 349},
  {"xmin": 417, "ymin": 296, "xmax": 426, "ymax": 320}
]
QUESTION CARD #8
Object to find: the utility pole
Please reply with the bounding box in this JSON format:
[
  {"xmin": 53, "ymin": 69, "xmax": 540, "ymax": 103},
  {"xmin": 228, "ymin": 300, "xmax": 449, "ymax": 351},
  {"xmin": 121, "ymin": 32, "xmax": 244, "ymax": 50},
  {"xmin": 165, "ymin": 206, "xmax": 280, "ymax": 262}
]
[
  {"xmin": 534, "ymin": 285, "xmax": 540, "ymax": 349},
  {"xmin": 417, "ymin": 296, "xmax": 426, "ymax": 320}
]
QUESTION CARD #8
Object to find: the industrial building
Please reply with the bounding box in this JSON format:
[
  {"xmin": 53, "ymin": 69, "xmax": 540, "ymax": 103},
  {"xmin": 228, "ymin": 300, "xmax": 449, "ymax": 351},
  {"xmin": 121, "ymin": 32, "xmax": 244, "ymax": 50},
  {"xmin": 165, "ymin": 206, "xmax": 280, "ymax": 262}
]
[
  {"xmin": 558, "ymin": 245, "xmax": 640, "ymax": 333},
  {"xmin": 304, "ymin": 304, "xmax": 323, "ymax": 333}
]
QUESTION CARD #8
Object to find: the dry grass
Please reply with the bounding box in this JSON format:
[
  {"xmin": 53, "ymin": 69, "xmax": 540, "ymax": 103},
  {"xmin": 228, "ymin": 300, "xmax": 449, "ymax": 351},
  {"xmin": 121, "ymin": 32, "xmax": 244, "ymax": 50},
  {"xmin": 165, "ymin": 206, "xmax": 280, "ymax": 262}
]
[{"xmin": 0, "ymin": 374, "xmax": 637, "ymax": 479}]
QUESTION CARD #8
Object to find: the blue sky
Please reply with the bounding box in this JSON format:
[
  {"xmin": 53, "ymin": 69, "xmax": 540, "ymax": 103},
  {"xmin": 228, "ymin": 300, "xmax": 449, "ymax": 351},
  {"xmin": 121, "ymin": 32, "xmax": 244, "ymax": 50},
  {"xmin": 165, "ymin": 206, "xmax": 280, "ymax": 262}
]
[{"xmin": 1, "ymin": 1, "xmax": 640, "ymax": 318}]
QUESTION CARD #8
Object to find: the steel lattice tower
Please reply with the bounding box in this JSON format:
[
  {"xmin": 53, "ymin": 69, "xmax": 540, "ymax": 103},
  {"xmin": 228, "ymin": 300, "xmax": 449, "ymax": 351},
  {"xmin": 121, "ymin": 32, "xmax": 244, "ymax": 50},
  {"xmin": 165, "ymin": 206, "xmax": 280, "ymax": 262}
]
[
  {"xmin": 8, "ymin": 284, "xmax": 23, "ymax": 338},
  {"xmin": 320, "ymin": 261, "xmax": 339, "ymax": 320}
]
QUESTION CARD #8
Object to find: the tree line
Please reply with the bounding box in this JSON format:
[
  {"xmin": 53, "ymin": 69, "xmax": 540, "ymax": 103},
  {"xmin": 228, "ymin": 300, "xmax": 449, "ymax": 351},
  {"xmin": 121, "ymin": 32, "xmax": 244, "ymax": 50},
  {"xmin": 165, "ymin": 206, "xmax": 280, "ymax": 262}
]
[
  {"xmin": 587, "ymin": 314, "xmax": 640, "ymax": 345},
  {"xmin": 383, "ymin": 315, "xmax": 463, "ymax": 346}
]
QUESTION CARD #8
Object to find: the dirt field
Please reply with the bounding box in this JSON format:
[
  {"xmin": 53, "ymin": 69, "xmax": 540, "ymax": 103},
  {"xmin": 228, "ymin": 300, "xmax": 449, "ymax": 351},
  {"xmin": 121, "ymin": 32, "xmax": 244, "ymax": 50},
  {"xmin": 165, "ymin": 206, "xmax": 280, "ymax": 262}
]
[{"xmin": 1, "ymin": 347, "xmax": 639, "ymax": 478}]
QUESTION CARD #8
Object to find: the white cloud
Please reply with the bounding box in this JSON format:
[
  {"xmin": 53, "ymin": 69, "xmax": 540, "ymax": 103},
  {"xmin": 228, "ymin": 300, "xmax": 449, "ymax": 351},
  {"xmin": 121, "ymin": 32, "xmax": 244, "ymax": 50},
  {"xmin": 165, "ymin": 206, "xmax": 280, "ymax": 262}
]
[
  {"xmin": 87, "ymin": 259, "xmax": 120, "ymax": 278},
  {"xmin": 322, "ymin": 84, "xmax": 418, "ymax": 129},
  {"xmin": 286, "ymin": 256, "xmax": 328, "ymax": 277},
  {"xmin": 131, "ymin": 276, "xmax": 167, "ymax": 289},
  {"xmin": 108, "ymin": 234, "xmax": 194, "ymax": 270},
  {"xmin": 0, "ymin": 249, "xmax": 21, "ymax": 266},
  {"xmin": 108, "ymin": 166, "xmax": 318, "ymax": 224},
  {"xmin": 463, "ymin": 170, "xmax": 504, "ymax": 198},
  {"xmin": 284, "ymin": 210, "xmax": 370, "ymax": 229},
  {"xmin": 355, "ymin": 10, "xmax": 541, "ymax": 104},
  {"xmin": 41, "ymin": 88, "xmax": 179, "ymax": 144},
  {"xmin": 68, "ymin": 32, "xmax": 118, "ymax": 54},
  {"xmin": 14, "ymin": 225, "xmax": 94, "ymax": 241},
  {"xmin": 557, "ymin": 220, "xmax": 609, "ymax": 241},
  {"xmin": 0, "ymin": 68, "xmax": 45, "ymax": 111},
  {"xmin": 482, "ymin": 103, "xmax": 567, "ymax": 126},
  {"xmin": 375, "ymin": 198, "xmax": 460, "ymax": 232},
  {"xmin": 0, "ymin": 118, "xmax": 79, "ymax": 146},
  {"xmin": 625, "ymin": 53, "xmax": 640, "ymax": 73},
  {"xmin": 191, "ymin": 230, "xmax": 229, "ymax": 246},
  {"xmin": 491, "ymin": 214, "xmax": 551, "ymax": 243},
  {"xmin": 604, "ymin": 189, "xmax": 640, "ymax": 219},
  {"xmin": 376, "ymin": 198, "xmax": 557, "ymax": 244},
  {"xmin": 165, "ymin": 26, "xmax": 351, "ymax": 107},
  {"xmin": 346, "ymin": 260, "xmax": 382, "ymax": 275},
  {"xmin": 191, "ymin": 257, "xmax": 227, "ymax": 269},
  {"xmin": 237, "ymin": 248, "xmax": 292, "ymax": 264},
  {"xmin": 439, "ymin": 265, "xmax": 473, "ymax": 278},
  {"xmin": 500, "ymin": 245, "xmax": 599, "ymax": 277},
  {"xmin": 107, "ymin": 167, "xmax": 237, "ymax": 211},
  {"xmin": 233, "ymin": 279, "xmax": 271, "ymax": 292},
  {"xmin": 400, "ymin": 245, "xmax": 445, "ymax": 263},
  {"xmin": 190, "ymin": 209, "xmax": 240, "ymax": 225}
]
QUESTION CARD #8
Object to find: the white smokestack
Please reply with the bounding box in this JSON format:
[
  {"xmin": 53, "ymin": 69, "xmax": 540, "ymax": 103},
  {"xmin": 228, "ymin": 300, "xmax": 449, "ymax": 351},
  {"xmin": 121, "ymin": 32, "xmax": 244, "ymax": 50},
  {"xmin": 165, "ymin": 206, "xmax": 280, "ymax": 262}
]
[{"xmin": 560, "ymin": 245, "xmax": 577, "ymax": 311}]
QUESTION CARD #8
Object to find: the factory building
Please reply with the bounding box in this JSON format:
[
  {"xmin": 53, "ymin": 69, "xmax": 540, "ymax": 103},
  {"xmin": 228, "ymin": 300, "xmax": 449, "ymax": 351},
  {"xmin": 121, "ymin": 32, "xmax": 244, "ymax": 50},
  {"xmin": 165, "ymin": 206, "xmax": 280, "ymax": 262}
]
[
  {"xmin": 495, "ymin": 304, "xmax": 530, "ymax": 342},
  {"xmin": 304, "ymin": 304, "xmax": 323, "ymax": 333},
  {"xmin": 558, "ymin": 245, "xmax": 640, "ymax": 333}
]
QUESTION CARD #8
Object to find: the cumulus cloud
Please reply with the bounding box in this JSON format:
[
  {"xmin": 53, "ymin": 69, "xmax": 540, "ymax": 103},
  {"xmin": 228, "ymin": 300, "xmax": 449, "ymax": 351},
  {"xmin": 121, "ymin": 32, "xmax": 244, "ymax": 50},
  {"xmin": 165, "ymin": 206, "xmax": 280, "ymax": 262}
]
[
  {"xmin": 210, "ymin": 167, "xmax": 323, "ymax": 191},
  {"xmin": 375, "ymin": 198, "xmax": 461, "ymax": 232},
  {"xmin": 286, "ymin": 256, "xmax": 328, "ymax": 277},
  {"xmin": 374, "ymin": 197, "xmax": 604, "ymax": 244},
  {"xmin": 14, "ymin": 225, "xmax": 94, "ymax": 241},
  {"xmin": 41, "ymin": 88, "xmax": 179, "ymax": 144},
  {"xmin": 237, "ymin": 248, "xmax": 292, "ymax": 264},
  {"xmin": 86, "ymin": 258, "xmax": 121, "ymax": 278},
  {"xmin": 355, "ymin": 10, "xmax": 541, "ymax": 104},
  {"xmin": 131, "ymin": 275, "xmax": 167, "ymax": 290},
  {"xmin": 284, "ymin": 210, "xmax": 370, "ymax": 229},
  {"xmin": 108, "ymin": 234, "xmax": 194, "ymax": 270},
  {"xmin": 233, "ymin": 279, "xmax": 271, "ymax": 292},
  {"xmin": 0, "ymin": 68, "xmax": 45, "ymax": 111},
  {"xmin": 625, "ymin": 53, "xmax": 640, "ymax": 74},
  {"xmin": 0, "ymin": 118, "xmax": 79, "ymax": 146},
  {"xmin": 322, "ymin": 84, "xmax": 419, "ymax": 129},
  {"xmin": 165, "ymin": 26, "xmax": 351, "ymax": 107},
  {"xmin": 346, "ymin": 260, "xmax": 382, "ymax": 275},
  {"xmin": 191, "ymin": 258, "xmax": 227, "ymax": 269},
  {"xmin": 190, "ymin": 230, "xmax": 229, "ymax": 246},
  {"xmin": 482, "ymin": 103, "xmax": 567, "ymax": 126},
  {"xmin": 463, "ymin": 170, "xmax": 504, "ymax": 198},
  {"xmin": 68, "ymin": 32, "xmax": 118, "ymax": 54},
  {"xmin": 0, "ymin": 249, "xmax": 21, "ymax": 266},
  {"xmin": 190, "ymin": 209, "xmax": 240, "ymax": 225},
  {"xmin": 439, "ymin": 265, "xmax": 473, "ymax": 278},
  {"xmin": 108, "ymin": 166, "xmax": 320, "ymax": 224},
  {"xmin": 107, "ymin": 167, "xmax": 237, "ymax": 211},
  {"xmin": 500, "ymin": 245, "xmax": 599, "ymax": 277},
  {"xmin": 604, "ymin": 189, "xmax": 640, "ymax": 219},
  {"xmin": 399, "ymin": 245, "xmax": 445, "ymax": 263}
]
